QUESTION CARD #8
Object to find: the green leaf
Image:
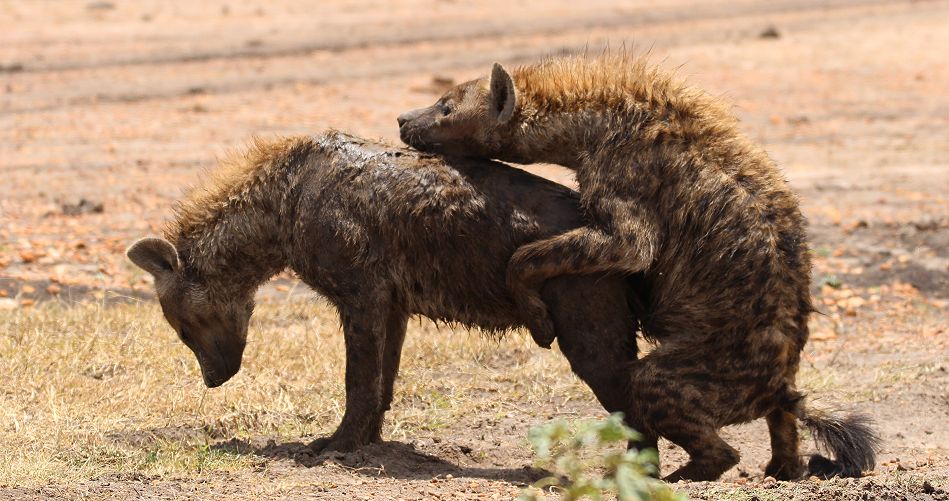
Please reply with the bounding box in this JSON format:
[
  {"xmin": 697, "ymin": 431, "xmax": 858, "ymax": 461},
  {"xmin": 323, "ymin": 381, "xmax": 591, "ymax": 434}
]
[{"xmin": 523, "ymin": 414, "xmax": 682, "ymax": 501}]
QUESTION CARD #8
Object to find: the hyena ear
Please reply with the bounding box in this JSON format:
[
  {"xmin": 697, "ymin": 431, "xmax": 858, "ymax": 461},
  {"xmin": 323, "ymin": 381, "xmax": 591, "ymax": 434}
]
[
  {"xmin": 127, "ymin": 237, "xmax": 179, "ymax": 280},
  {"xmin": 489, "ymin": 62, "xmax": 517, "ymax": 124}
]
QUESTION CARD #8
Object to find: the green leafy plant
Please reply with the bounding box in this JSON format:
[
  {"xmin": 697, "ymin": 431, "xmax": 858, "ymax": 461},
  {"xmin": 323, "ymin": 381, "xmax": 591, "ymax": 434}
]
[
  {"xmin": 820, "ymin": 274, "xmax": 842, "ymax": 289},
  {"xmin": 519, "ymin": 413, "xmax": 684, "ymax": 501}
]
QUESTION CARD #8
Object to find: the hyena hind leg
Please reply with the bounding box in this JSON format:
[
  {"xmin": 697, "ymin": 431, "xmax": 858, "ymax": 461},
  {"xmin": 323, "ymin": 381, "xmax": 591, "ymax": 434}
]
[
  {"xmin": 765, "ymin": 409, "xmax": 806, "ymax": 480},
  {"xmin": 629, "ymin": 352, "xmax": 740, "ymax": 481},
  {"xmin": 661, "ymin": 426, "xmax": 740, "ymax": 482}
]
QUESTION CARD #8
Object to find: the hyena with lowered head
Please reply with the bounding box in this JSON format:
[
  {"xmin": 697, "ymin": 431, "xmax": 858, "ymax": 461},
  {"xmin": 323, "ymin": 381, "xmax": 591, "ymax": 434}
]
[
  {"xmin": 127, "ymin": 131, "xmax": 643, "ymax": 455},
  {"xmin": 398, "ymin": 54, "xmax": 879, "ymax": 481}
]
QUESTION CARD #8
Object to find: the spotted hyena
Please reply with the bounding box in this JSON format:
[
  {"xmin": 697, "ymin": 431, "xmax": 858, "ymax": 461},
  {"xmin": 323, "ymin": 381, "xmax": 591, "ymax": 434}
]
[
  {"xmin": 128, "ymin": 131, "xmax": 643, "ymax": 455},
  {"xmin": 397, "ymin": 55, "xmax": 879, "ymax": 480}
]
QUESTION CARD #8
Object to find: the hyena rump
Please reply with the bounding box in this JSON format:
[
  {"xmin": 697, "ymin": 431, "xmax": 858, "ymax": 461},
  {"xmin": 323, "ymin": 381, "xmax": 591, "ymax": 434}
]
[
  {"xmin": 398, "ymin": 54, "xmax": 879, "ymax": 481},
  {"xmin": 127, "ymin": 131, "xmax": 641, "ymax": 454}
]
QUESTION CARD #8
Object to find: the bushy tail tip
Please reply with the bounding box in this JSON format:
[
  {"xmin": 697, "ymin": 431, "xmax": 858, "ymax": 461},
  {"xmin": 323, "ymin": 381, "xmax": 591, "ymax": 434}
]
[{"xmin": 794, "ymin": 405, "xmax": 881, "ymax": 478}]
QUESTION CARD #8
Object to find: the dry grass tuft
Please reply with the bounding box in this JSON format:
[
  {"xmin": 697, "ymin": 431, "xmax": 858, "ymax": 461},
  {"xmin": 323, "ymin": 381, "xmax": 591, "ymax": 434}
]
[{"xmin": 0, "ymin": 298, "xmax": 589, "ymax": 487}]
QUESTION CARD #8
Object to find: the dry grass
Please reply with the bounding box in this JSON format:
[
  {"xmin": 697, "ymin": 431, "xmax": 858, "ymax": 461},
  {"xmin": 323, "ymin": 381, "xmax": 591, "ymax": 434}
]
[
  {"xmin": 3, "ymin": 293, "xmax": 945, "ymax": 496},
  {"xmin": 0, "ymin": 297, "xmax": 590, "ymax": 487}
]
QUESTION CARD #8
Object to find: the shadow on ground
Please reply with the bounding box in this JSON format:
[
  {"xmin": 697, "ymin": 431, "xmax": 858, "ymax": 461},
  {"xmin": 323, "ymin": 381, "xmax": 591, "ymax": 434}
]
[{"xmin": 212, "ymin": 438, "xmax": 549, "ymax": 485}]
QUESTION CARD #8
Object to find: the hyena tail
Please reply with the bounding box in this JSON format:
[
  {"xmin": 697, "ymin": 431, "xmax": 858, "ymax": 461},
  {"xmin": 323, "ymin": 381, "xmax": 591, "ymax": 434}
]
[{"xmin": 788, "ymin": 396, "xmax": 881, "ymax": 478}]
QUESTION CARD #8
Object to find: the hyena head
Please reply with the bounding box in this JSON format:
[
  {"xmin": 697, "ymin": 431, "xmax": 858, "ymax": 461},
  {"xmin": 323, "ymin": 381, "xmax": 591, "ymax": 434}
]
[
  {"xmin": 398, "ymin": 63, "xmax": 526, "ymax": 161},
  {"xmin": 127, "ymin": 237, "xmax": 252, "ymax": 388}
]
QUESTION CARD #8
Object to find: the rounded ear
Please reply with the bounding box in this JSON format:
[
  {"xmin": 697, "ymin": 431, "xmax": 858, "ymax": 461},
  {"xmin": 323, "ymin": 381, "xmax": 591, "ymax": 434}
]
[
  {"xmin": 489, "ymin": 62, "xmax": 517, "ymax": 124},
  {"xmin": 127, "ymin": 237, "xmax": 179, "ymax": 280}
]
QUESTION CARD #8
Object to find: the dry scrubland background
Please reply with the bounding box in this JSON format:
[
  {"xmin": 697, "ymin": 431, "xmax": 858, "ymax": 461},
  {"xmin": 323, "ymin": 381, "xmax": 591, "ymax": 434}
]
[{"xmin": 1, "ymin": 0, "xmax": 947, "ymax": 499}]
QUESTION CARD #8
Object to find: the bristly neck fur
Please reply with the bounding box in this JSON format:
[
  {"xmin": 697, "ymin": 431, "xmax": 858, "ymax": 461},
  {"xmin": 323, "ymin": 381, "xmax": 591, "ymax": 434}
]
[
  {"xmin": 512, "ymin": 99, "xmax": 738, "ymax": 172},
  {"xmin": 507, "ymin": 54, "xmax": 740, "ymax": 170},
  {"xmin": 165, "ymin": 137, "xmax": 314, "ymax": 298}
]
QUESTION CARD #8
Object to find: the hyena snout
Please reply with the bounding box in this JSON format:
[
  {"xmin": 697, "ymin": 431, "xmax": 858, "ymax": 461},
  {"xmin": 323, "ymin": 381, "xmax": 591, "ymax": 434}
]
[
  {"xmin": 397, "ymin": 107, "xmax": 425, "ymax": 127},
  {"xmin": 397, "ymin": 107, "xmax": 439, "ymax": 148},
  {"xmin": 193, "ymin": 336, "xmax": 245, "ymax": 388}
]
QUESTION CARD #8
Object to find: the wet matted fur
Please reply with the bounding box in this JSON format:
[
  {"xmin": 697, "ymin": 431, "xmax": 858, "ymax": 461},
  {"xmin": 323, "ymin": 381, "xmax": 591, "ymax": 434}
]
[{"xmin": 128, "ymin": 130, "xmax": 643, "ymax": 454}]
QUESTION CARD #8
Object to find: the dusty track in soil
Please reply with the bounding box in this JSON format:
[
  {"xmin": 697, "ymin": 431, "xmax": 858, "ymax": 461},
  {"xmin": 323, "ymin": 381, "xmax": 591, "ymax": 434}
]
[{"xmin": 1, "ymin": 0, "xmax": 947, "ymax": 499}]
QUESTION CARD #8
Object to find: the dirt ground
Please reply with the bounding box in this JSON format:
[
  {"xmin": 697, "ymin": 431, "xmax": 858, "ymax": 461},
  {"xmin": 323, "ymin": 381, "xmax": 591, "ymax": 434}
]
[{"xmin": 1, "ymin": 0, "xmax": 947, "ymax": 499}]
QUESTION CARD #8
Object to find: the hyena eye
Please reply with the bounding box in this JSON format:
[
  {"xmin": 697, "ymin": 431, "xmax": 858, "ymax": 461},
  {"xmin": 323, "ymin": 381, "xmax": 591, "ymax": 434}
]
[
  {"xmin": 439, "ymin": 102, "xmax": 452, "ymax": 116},
  {"xmin": 179, "ymin": 326, "xmax": 192, "ymax": 344}
]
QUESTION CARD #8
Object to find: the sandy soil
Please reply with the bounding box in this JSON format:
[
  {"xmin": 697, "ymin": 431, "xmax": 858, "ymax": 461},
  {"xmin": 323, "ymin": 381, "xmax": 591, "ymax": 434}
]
[{"xmin": 1, "ymin": 0, "xmax": 947, "ymax": 499}]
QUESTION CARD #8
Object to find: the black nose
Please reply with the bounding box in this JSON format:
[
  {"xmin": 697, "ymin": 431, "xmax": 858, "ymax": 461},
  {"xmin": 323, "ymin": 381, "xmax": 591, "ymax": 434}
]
[{"xmin": 398, "ymin": 108, "xmax": 426, "ymax": 128}]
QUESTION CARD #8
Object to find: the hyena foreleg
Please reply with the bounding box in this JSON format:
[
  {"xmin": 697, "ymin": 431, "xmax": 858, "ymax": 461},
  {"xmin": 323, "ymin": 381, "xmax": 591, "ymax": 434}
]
[
  {"xmin": 365, "ymin": 306, "xmax": 409, "ymax": 443},
  {"xmin": 507, "ymin": 196, "xmax": 656, "ymax": 347},
  {"xmin": 310, "ymin": 291, "xmax": 392, "ymax": 453}
]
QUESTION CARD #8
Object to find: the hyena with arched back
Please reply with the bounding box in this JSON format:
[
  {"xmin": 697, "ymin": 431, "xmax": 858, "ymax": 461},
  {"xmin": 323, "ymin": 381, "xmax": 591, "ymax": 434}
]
[{"xmin": 398, "ymin": 54, "xmax": 879, "ymax": 481}]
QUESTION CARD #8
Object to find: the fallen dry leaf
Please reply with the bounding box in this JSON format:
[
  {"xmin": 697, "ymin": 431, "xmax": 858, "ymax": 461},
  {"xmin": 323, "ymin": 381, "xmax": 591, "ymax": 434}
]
[{"xmin": 810, "ymin": 329, "xmax": 838, "ymax": 341}]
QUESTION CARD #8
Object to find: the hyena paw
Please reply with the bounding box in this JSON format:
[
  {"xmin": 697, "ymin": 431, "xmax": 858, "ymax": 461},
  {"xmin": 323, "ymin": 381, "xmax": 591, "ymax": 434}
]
[
  {"xmin": 308, "ymin": 434, "xmax": 364, "ymax": 454},
  {"xmin": 765, "ymin": 457, "xmax": 806, "ymax": 480}
]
